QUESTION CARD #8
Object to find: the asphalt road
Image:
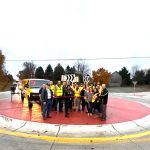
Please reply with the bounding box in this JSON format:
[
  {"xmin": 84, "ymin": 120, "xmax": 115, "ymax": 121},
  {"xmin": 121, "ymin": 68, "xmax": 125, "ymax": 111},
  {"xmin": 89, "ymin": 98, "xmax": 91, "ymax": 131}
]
[
  {"xmin": 0, "ymin": 91, "xmax": 150, "ymax": 150},
  {"xmin": 0, "ymin": 132, "xmax": 150, "ymax": 150}
]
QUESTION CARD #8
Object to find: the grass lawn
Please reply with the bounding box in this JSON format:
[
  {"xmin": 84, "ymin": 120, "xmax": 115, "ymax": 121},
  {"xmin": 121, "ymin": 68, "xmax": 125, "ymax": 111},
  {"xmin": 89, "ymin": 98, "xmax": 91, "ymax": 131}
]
[
  {"xmin": 108, "ymin": 85, "xmax": 150, "ymax": 93},
  {"xmin": 0, "ymin": 82, "xmax": 150, "ymax": 93}
]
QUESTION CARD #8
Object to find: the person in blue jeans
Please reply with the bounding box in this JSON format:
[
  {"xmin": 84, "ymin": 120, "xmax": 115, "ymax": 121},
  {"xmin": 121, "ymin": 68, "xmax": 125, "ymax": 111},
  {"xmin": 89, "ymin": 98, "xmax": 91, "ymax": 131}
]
[{"xmin": 41, "ymin": 84, "xmax": 53, "ymax": 120}]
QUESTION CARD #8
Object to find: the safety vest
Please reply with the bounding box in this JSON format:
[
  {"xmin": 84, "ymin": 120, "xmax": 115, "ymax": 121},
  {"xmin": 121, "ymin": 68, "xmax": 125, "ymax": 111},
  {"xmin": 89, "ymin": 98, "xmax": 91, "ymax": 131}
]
[
  {"xmin": 50, "ymin": 85, "xmax": 55, "ymax": 94},
  {"xmin": 92, "ymin": 93, "xmax": 98, "ymax": 103},
  {"xmin": 71, "ymin": 85, "xmax": 76, "ymax": 92},
  {"xmin": 56, "ymin": 85, "xmax": 63, "ymax": 96},
  {"xmin": 74, "ymin": 88, "xmax": 80, "ymax": 97},
  {"xmin": 79, "ymin": 86, "xmax": 83, "ymax": 91}
]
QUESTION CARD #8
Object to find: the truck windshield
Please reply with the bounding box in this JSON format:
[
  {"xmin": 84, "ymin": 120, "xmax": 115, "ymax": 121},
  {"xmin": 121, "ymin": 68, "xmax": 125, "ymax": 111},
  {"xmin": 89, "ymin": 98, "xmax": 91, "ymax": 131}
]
[{"xmin": 30, "ymin": 80, "xmax": 49, "ymax": 88}]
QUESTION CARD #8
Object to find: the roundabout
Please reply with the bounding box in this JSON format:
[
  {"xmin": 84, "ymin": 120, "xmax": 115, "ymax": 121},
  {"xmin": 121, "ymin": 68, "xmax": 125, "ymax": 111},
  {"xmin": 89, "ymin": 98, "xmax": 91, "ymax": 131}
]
[
  {"xmin": 0, "ymin": 94, "xmax": 150, "ymax": 125},
  {"xmin": 0, "ymin": 92, "xmax": 150, "ymax": 144}
]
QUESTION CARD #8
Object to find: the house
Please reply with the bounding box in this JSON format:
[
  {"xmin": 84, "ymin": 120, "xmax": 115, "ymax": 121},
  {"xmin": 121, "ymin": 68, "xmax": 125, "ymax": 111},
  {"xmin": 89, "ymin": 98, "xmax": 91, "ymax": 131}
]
[{"xmin": 109, "ymin": 71, "xmax": 122, "ymax": 87}]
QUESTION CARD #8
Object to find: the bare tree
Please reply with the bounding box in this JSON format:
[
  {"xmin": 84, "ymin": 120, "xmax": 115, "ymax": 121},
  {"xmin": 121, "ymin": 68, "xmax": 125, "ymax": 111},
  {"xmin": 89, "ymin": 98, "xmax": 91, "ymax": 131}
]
[
  {"xmin": 75, "ymin": 59, "xmax": 90, "ymax": 82},
  {"xmin": 17, "ymin": 61, "xmax": 36, "ymax": 80},
  {"xmin": 75, "ymin": 59, "xmax": 90, "ymax": 75}
]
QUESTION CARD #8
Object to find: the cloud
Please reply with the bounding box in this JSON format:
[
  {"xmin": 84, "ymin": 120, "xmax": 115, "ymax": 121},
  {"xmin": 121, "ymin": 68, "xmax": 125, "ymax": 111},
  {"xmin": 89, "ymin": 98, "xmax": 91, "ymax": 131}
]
[{"xmin": 0, "ymin": 0, "xmax": 150, "ymax": 77}]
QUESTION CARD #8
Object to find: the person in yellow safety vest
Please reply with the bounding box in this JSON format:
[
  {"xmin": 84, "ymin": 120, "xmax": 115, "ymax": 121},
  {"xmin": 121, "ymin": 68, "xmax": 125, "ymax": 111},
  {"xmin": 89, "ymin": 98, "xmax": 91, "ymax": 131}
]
[
  {"xmin": 49, "ymin": 81, "xmax": 55, "ymax": 95},
  {"xmin": 73, "ymin": 84, "xmax": 81, "ymax": 111},
  {"xmin": 71, "ymin": 82, "xmax": 76, "ymax": 91},
  {"xmin": 79, "ymin": 83, "xmax": 86, "ymax": 111},
  {"xmin": 55, "ymin": 81, "xmax": 63, "ymax": 112},
  {"xmin": 49, "ymin": 81, "xmax": 55, "ymax": 111}
]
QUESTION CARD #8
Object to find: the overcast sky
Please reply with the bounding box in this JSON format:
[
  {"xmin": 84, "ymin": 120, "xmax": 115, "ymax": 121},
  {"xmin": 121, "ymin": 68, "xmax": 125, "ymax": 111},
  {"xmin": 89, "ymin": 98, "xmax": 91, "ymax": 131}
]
[{"xmin": 0, "ymin": 0, "xmax": 150, "ymax": 79}]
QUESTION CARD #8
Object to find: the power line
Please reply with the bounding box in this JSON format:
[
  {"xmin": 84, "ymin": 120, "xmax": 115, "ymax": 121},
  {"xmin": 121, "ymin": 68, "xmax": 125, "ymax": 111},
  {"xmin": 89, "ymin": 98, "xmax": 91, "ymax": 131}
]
[{"xmin": 5, "ymin": 56, "xmax": 150, "ymax": 61}]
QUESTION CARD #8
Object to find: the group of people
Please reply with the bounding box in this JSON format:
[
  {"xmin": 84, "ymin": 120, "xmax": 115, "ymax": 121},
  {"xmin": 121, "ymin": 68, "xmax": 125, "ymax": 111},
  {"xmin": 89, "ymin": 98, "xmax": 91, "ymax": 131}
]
[{"xmin": 39, "ymin": 81, "xmax": 108, "ymax": 121}]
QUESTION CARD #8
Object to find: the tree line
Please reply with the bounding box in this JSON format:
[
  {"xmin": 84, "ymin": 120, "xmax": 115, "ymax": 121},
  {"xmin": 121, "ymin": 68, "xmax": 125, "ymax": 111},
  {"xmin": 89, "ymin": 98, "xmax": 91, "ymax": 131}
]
[
  {"xmin": 17, "ymin": 61, "xmax": 150, "ymax": 86},
  {"xmin": 118, "ymin": 66, "xmax": 150, "ymax": 86},
  {"xmin": 0, "ymin": 50, "xmax": 150, "ymax": 87},
  {"xmin": 17, "ymin": 60, "xmax": 90, "ymax": 84}
]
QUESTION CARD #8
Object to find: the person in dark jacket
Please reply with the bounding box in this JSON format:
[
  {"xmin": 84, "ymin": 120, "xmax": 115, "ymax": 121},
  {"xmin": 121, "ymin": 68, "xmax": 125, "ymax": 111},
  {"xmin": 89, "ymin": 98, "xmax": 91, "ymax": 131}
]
[
  {"xmin": 80, "ymin": 83, "xmax": 86, "ymax": 111},
  {"xmin": 100, "ymin": 84, "xmax": 108, "ymax": 121},
  {"xmin": 39, "ymin": 84, "xmax": 45, "ymax": 110},
  {"xmin": 41, "ymin": 84, "xmax": 53, "ymax": 120},
  {"xmin": 63, "ymin": 85, "xmax": 73, "ymax": 117}
]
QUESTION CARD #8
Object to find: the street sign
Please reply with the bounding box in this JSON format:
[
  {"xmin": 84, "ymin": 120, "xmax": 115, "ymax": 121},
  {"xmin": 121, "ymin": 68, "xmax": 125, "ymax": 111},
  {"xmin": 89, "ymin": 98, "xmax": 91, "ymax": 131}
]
[
  {"xmin": 66, "ymin": 74, "xmax": 75, "ymax": 82},
  {"xmin": 61, "ymin": 74, "xmax": 76, "ymax": 82},
  {"xmin": 74, "ymin": 76, "xmax": 79, "ymax": 82},
  {"xmin": 61, "ymin": 75, "xmax": 66, "ymax": 82},
  {"xmin": 133, "ymin": 81, "xmax": 137, "ymax": 85},
  {"xmin": 133, "ymin": 81, "xmax": 137, "ymax": 96},
  {"xmin": 83, "ymin": 75, "xmax": 90, "ymax": 82}
]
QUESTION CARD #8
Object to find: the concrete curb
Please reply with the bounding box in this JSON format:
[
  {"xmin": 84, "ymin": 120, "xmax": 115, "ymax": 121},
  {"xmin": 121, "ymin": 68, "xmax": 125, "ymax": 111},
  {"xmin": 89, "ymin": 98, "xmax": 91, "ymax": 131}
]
[{"xmin": 0, "ymin": 113, "xmax": 150, "ymax": 137}]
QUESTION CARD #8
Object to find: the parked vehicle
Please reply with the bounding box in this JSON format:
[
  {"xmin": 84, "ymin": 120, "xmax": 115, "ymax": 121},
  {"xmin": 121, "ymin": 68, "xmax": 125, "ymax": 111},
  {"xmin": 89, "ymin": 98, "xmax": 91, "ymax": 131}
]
[{"xmin": 21, "ymin": 79, "xmax": 50, "ymax": 108}]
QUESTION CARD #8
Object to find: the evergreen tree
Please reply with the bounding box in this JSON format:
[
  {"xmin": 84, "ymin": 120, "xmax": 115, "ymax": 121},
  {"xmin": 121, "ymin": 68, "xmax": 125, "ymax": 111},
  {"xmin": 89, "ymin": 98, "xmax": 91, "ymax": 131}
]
[
  {"xmin": 35, "ymin": 66, "xmax": 44, "ymax": 79},
  {"xmin": 65, "ymin": 65, "xmax": 76, "ymax": 74},
  {"xmin": 70, "ymin": 66, "xmax": 76, "ymax": 74},
  {"xmin": 133, "ymin": 70, "xmax": 145, "ymax": 85},
  {"xmin": 44, "ymin": 64, "xmax": 53, "ymax": 80},
  {"xmin": 145, "ymin": 69, "xmax": 150, "ymax": 84},
  {"xmin": 65, "ymin": 65, "xmax": 71, "ymax": 74},
  {"xmin": 53, "ymin": 63, "xmax": 65, "ymax": 83},
  {"xmin": 119, "ymin": 67, "xmax": 131, "ymax": 86}
]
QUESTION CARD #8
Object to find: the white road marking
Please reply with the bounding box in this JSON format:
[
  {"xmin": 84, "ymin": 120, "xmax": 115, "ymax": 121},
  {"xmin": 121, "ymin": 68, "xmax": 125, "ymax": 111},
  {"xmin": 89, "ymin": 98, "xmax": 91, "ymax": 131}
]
[{"xmin": 0, "ymin": 98, "xmax": 9, "ymax": 101}]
